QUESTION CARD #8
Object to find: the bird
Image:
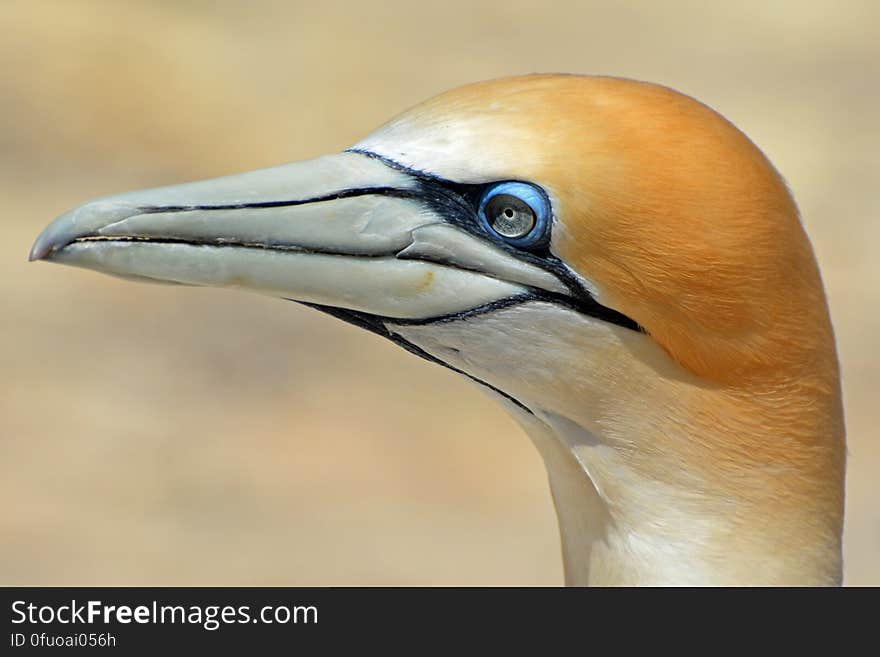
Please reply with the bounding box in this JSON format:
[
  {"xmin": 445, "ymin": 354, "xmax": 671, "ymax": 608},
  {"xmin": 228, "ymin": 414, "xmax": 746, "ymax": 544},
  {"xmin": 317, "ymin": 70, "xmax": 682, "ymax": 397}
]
[{"xmin": 30, "ymin": 74, "xmax": 845, "ymax": 586}]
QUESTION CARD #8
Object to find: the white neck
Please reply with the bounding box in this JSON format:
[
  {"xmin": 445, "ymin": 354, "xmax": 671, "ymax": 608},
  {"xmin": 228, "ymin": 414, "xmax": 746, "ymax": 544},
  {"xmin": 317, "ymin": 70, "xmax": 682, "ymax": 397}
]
[
  {"xmin": 515, "ymin": 403, "xmax": 845, "ymax": 585},
  {"xmin": 514, "ymin": 408, "xmax": 734, "ymax": 585},
  {"xmin": 391, "ymin": 301, "xmax": 842, "ymax": 586}
]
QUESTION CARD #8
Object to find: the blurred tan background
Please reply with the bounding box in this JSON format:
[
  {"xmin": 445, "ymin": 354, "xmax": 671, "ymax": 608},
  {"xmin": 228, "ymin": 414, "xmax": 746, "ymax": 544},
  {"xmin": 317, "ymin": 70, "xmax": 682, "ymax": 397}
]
[{"xmin": 1, "ymin": 0, "xmax": 877, "ymax": 584}]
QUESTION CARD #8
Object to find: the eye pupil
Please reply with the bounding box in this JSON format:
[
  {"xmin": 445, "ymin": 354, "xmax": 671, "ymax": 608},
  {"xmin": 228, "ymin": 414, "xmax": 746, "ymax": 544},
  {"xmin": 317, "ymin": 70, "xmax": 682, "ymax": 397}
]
[{"xmin": 484, "ymin": 194, "xmax": 536, "ymax": 239}]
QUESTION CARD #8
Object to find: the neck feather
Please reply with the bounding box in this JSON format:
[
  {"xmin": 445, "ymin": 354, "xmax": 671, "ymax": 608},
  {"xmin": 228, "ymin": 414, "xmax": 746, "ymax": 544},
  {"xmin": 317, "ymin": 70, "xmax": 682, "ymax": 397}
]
[
  {"xmin": 515, "ymin": 404, "xmax": 843, "ymax": 586},
  {"xmin": 392, "ymin": 302, "xmax": 844, "ymax": 586}
]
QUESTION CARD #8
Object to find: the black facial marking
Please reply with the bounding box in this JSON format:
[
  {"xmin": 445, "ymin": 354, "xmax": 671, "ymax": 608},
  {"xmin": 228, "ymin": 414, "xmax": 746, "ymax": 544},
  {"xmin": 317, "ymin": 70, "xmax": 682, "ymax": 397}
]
[
  {"xmin": 299, "ymin": 300, "xmax": 534, "ymax": 415},
  {"xmin": 347, "ymin": 148, "xmax": 642, "ymax": 334}
]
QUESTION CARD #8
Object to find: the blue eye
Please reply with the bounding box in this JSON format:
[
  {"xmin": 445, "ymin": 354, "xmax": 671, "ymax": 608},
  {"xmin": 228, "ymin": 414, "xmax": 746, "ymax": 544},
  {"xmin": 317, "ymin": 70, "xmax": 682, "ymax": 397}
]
[{"xmin": 478, "ymin": 182, "xmax": 551, "ymax": 247}]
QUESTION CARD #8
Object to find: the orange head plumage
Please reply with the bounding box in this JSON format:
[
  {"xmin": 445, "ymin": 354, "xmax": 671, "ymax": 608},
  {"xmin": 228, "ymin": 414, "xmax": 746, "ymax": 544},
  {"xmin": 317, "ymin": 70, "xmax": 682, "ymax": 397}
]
[{"xmin": 360, "ymin": 74, "xmax": 838, "ymax": 384}]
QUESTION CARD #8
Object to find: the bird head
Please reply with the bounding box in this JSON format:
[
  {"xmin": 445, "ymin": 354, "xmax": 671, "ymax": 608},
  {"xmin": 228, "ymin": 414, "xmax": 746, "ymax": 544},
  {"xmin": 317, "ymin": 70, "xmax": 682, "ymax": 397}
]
[{"xmin": 31, "ymin": 75, "xmax": 845, "ymax": 584}]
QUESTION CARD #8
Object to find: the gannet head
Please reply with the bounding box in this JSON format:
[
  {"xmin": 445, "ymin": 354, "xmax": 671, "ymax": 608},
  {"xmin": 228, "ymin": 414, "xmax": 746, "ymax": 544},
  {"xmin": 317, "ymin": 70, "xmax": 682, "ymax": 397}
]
[{"xmin": 31, "ymin": 74, "xmax": 845, "ymax": 585}]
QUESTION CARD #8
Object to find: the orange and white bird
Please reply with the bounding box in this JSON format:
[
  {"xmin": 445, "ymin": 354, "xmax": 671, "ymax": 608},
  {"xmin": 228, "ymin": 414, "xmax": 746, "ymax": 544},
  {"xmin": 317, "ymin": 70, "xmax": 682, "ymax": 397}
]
[{"xmin": 30, "ymin": 75, "xmax": 845, "ymax": 585}]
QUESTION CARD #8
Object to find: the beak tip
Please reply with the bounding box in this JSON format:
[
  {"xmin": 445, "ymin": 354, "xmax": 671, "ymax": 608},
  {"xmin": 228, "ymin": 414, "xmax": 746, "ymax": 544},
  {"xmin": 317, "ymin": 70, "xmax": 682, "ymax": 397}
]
[
  {"xmin": 30, "ymin": 208, "xmax": 84, "ymax": 262},
  {"xmin": 28, "ymin": 242, "xmax": 48, "ymax": 262},
  {"xmin": 29, "ymin": 232, "xmax": 56, "ymax": 262}
]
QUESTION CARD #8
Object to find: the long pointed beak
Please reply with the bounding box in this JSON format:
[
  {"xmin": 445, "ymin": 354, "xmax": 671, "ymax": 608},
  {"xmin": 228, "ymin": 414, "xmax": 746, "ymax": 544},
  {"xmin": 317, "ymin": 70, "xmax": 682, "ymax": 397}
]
[{"xmin": 30, "ymin": 151, "xmax": 567, "ymax": 320}]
